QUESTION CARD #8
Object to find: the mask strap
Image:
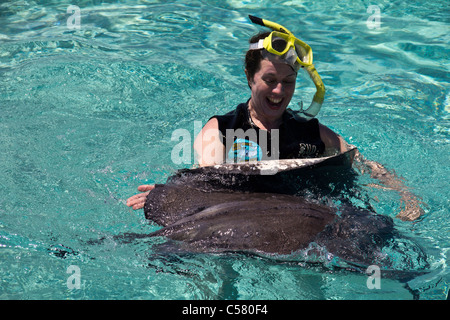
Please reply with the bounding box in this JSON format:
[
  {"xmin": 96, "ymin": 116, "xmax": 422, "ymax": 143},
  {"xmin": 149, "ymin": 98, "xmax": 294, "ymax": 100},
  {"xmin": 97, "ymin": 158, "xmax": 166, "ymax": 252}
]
[{"xmin": 248, "ymin": 39, "xmax": 264, "ymax": 50}]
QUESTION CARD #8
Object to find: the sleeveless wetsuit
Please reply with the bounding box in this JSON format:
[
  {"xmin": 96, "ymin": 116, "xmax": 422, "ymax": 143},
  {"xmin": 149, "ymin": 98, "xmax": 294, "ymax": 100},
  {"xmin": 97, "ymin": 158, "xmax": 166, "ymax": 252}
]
[{"xmin": 211, "ymin": 100, "xmax": 325, "ymax": 162}]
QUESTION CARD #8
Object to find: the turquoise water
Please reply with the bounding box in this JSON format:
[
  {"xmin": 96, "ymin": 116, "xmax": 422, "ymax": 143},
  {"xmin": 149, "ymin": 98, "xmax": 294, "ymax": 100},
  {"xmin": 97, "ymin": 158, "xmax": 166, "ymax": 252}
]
[{"xmin": 0, "ymin": 0, "xmax": 448, "ymax": 300}]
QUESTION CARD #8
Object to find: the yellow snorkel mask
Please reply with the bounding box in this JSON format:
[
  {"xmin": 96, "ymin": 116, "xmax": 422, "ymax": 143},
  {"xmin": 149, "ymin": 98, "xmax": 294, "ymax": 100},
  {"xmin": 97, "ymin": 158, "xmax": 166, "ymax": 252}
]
[{"xmin": 248, "ymin": 15, "xmax": 325, "ymax": 119}]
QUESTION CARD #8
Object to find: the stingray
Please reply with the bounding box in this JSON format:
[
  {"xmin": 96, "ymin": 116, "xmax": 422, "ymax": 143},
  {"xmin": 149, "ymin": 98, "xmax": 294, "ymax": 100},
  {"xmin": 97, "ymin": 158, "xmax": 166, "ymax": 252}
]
[
  {"xmin": 141, "ymin": 148, "xmax": 428, "ymax": 274},
  {"xmin": 145, "ymin": 184, "xmax": 394, "ymax": 265}
]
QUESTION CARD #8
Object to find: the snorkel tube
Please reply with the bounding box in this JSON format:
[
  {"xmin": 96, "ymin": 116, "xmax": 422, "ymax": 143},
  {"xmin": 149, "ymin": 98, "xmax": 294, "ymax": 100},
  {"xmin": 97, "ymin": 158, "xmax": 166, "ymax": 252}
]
[
  {"xmin": 248, "ymin": 15, "xmax": 325, "ymax": 119},
  {"xmin": 302, "ymin": 64, "xmax": 325, "ymax": 119}
]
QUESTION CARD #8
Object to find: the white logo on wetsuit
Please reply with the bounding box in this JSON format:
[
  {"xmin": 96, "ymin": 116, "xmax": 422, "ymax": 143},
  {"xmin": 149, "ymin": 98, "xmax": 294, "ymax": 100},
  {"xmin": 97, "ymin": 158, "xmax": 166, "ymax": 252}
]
[
  {"xmin": 227, "ymin": 138, "xmax": 262, "ymax": 163},
  {"xmin": 298, "ymin": 143, "xmax": 318, "ymax": 157}
]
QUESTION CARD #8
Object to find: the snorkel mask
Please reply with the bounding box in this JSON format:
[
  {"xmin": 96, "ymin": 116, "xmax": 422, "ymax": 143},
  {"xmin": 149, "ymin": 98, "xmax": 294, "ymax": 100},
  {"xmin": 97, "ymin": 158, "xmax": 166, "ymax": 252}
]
[{"xmin": 248, "ymin": 15, "xmax": 325, "ymax": 119}]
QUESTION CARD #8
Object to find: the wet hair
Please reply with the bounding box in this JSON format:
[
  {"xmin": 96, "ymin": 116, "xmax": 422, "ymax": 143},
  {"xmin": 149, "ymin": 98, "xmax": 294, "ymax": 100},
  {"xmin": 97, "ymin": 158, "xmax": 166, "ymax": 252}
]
[{"xmin": 244, "ymin": 31, "xmax": 271, "ymax": 85}]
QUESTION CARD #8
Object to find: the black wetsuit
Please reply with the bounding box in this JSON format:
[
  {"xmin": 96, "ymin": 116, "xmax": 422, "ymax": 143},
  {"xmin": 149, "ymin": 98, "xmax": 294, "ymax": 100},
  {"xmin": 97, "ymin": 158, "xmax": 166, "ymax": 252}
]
[{"xmin": 211, "ymin": 100, "xmax": 325, "ymax": 161}]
